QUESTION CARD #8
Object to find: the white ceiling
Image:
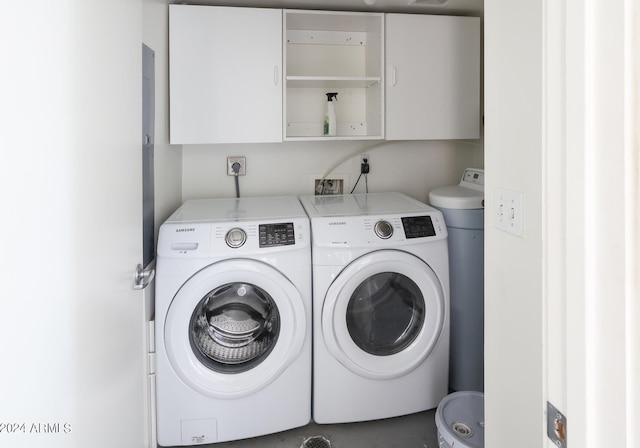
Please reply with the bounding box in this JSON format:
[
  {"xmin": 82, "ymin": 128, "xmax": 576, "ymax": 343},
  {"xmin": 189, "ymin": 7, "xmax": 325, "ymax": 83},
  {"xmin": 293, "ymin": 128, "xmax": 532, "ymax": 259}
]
[{"xmin": 176, "ymin": 0, "xmax": 484, "ymax": 17}]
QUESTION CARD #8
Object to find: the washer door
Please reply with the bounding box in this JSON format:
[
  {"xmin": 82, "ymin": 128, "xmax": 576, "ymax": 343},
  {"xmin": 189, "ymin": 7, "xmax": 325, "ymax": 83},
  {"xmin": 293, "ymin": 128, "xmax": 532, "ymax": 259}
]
[
  {"xmin": 165, "ymin": 259, "xmax": 306, "ymax": 399},
  {"xmin": 322, "ymin": 250, "xmax": 445, "ymax": 380}
]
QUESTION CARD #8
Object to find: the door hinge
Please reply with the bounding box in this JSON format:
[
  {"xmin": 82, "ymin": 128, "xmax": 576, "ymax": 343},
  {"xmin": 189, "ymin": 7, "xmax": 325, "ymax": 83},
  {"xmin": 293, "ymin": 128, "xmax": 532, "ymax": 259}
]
[
  {"xmin": 547, "ymin": 401, "xmax": 567, "ymax": 448},
  {"xmin": 147, "ymin": 320, "xmax": 156, "ymax": 374}
]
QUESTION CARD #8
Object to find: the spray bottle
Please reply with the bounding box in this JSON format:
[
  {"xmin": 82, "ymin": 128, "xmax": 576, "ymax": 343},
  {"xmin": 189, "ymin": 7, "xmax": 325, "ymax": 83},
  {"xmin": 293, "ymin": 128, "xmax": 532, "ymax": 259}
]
[{"xmin": 324, "ymin": 92, "xmax": 338, "ymax": 137}]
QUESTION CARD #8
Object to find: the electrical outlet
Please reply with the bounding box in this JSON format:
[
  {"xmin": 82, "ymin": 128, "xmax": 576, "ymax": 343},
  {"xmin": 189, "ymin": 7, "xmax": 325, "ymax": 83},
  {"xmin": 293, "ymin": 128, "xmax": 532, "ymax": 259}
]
[
  {"xmin": 227, "ymin": 157, "xmax": 246, "ymax": 176},
  {"xmin": 360, "ymin": 153, "xmax": 370, "ymax": 174},
  {"xmin": 494, "ymin": 187, "xmax": 523, "ymax": 236}
]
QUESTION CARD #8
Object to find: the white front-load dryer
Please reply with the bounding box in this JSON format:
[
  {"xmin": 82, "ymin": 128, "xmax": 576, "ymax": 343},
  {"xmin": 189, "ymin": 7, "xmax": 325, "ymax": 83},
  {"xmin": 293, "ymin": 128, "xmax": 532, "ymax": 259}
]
[
  {"xmin": 299, "ymin": 192, "xmax": 449, "ymax": 424},
  {"xmin": 155, "ymin": 196, "xmax": 311, "ymax": 446}
]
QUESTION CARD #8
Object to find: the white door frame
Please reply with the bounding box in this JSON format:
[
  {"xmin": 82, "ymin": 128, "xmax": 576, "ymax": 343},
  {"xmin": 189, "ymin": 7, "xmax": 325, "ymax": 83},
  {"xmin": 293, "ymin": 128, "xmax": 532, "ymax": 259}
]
[
  {"xmin": 542, "ymin": 0, "xmax": 639, "ymax": 446},
  {"xmin": 484, "ymin": 1, "xmax": 638, "ymax": 446}
]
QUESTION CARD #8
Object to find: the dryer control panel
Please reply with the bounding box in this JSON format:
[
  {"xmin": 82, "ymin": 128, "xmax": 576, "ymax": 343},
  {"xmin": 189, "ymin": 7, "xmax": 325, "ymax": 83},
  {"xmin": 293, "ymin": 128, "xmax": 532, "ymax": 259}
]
[
  {"xmin": 311, "ymin": 212, "xmax": 447, "ymax": 248},
  {"xmin": 401, "ymin": 215, "xmax": 437, "ymax": 238}
]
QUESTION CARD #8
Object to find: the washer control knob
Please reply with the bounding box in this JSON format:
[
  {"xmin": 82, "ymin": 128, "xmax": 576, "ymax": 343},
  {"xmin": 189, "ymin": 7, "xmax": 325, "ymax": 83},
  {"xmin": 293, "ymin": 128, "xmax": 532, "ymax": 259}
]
[
  {"xmin": 225, "ymin": 228, "xmax": 247, "ymax": 248},
  {"xmin": 374, "ymin": 220, "xmax": 393, "ymax": 239}
]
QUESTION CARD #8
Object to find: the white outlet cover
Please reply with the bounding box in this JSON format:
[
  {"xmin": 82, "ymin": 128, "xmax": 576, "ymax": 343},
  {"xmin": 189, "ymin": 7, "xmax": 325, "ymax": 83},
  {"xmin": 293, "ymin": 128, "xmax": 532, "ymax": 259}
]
[
  {"xmin": 494, "ymin": 187, "xmax": 523, "ymax": 236},
  {"xmin": 227, "ymin": 157, "xmax": 246, "ymax": 176}
]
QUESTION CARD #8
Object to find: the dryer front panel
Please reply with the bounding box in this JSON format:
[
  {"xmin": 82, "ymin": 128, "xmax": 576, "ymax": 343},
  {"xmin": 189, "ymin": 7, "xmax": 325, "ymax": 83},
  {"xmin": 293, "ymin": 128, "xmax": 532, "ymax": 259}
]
[
  {"xmin": 322, "ymin": 250, "xmax": 446, "ymax": 379},
  {"xmin": 164, "ymin": 259, "xmax": 306, "ymax": 399}
]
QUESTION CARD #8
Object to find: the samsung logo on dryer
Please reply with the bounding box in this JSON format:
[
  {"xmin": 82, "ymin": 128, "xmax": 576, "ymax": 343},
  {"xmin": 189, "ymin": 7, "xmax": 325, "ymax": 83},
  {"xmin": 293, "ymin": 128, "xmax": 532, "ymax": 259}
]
[
  {"xmin": 328, "ymin": 221, "xmax": 347, "ymax": 226},
  {"xmin": 176, "ymin": 227, "xmax": 196, "ymax": 233}
]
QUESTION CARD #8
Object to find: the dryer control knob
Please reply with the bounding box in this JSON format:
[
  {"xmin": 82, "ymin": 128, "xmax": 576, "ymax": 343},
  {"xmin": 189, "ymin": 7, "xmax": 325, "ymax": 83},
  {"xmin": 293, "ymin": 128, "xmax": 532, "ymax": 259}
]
[
  {"xmin": 374, "ymin": 220, "xmax": 393, "ymax": 239},
  {"xmin": 225, "ymin": 228, "xmax": 247, "ymax": 248}
]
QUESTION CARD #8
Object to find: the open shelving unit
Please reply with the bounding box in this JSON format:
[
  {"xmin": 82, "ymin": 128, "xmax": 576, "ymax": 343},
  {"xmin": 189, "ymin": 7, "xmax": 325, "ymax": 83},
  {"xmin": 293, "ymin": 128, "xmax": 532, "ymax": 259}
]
[{"xmin": 283, "ymin": 10, "xmax": 385, "ymax": 141}]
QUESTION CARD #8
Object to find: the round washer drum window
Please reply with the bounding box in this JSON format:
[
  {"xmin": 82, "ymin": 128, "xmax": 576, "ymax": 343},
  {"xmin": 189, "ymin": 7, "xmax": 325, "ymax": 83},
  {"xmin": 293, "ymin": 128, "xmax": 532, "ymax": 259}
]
[
  {"xmin": 189, "ymin": 282, "xmax": 280, "ymax": 373},
  {"xmin": 346, "ymin": 272, "xmax": 425, "ymax": 356}
]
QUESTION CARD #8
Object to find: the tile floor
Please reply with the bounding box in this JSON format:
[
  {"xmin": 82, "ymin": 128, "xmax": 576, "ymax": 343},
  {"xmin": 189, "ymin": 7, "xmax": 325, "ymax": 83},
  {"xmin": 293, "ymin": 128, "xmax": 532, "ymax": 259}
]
[{"xmin": 167, "ymin": 409, "xmax": 439, "ymax": 448}]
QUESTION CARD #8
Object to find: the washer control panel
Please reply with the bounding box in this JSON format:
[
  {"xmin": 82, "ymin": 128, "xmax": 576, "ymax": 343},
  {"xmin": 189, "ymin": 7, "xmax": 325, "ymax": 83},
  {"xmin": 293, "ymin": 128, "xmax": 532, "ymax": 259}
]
[
  {"xmin": 259, "ymin": 222, "xmax": 295, "ymax": 247},
  {"xmin": 374, "ymin": 220, "xmax": 393, "ymax": 239},
  {"xmin": 225, "ymin": 227, "xmax": 247, "ymax": 248}
]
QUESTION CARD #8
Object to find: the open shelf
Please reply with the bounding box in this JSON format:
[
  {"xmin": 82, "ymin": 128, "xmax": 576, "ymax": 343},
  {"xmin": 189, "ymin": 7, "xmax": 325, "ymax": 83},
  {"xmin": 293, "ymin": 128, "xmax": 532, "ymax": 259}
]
[
  {"xmin": 284, "ymin": 10, "xmax": 384, "ymax": 141},
  {"xmin": 286, "ymin": 76, "xmax": 382, "ymax": 89}
]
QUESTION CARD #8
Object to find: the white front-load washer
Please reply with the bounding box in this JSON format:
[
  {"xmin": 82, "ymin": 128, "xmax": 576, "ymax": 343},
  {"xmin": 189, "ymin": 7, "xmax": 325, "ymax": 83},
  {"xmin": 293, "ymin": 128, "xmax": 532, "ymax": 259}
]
[
  {"xmin": 155, "ymin": 196, "xmax": 311, "ymax": 446},
  {"xmin": 299, "ymin": 192, "xmax": 450, "ymax": 424}
]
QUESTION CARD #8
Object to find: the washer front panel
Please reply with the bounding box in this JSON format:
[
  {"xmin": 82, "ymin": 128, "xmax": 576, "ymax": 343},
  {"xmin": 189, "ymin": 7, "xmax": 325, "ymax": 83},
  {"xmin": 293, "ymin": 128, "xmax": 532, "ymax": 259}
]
[
  {"xmin": 164, "ymin": 259, "xmax": 306, "ymax": 399},
  {"xmin": 322, "ymin": 250, "xmax": 445, "ymax": 379}
]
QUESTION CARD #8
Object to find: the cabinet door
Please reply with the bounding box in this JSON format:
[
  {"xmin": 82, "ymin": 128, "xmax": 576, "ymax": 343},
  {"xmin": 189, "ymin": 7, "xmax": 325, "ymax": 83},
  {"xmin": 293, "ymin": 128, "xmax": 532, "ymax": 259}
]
[
  {"xmin": 170, "ymin": 5, "xmax": 282, "ymax": 144},
  {"xmin": 386, "ymin": 14, "xmax": 480, "ymax": 140}
]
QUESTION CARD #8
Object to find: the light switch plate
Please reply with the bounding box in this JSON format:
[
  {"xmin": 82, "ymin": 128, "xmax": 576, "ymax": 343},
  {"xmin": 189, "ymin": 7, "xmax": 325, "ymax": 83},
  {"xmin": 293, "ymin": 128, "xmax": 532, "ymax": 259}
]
[{"xmin": 494, "ymin": 187, "xmax": 523, "ymax": 236}]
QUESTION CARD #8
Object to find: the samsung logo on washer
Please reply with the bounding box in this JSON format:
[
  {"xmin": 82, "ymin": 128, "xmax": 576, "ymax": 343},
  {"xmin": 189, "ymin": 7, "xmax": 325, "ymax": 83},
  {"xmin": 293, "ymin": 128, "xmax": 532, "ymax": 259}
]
[
  {"xmin": 176, "ymin": 227, "xmax": 196, "ymax": 233},
  {"xmin": 328, "ymin": 221, "xmax": 346, "ymax": 226}
]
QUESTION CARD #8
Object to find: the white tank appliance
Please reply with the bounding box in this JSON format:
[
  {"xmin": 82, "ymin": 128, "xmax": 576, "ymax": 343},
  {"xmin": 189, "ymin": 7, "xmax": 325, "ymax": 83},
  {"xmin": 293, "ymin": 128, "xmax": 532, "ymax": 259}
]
[
  {"xmin": 155, "ymin": 196, "xmax": 311, "ymax": 446},
  {"xmin": 299, "ymin": 192, "xmax": 450, "ymax": 424},
  {"xmin": 428, "ymin": 168, "xmax": 484, "ymax": 392},
  {"xmin": 436, "ymin": 391, "xmax": 485, "ymax": 448}
]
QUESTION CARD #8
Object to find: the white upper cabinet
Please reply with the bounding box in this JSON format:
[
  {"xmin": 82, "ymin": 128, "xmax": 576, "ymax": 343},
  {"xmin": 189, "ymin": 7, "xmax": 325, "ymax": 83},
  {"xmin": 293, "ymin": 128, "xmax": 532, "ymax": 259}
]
[
  {"xmin": 169, "ymin": 6, "xmax": 480, "ymax": 144},
  {"xmin": 169, "ymin": 5, "xmax": 282, "ymax": 144},
  {"xmin": 284, "ymin": 10, "xmax": 384, "ymax": 141},
  {"xmin": 385, "ymin": 14, "xmax": 481, "ymax": 140}
]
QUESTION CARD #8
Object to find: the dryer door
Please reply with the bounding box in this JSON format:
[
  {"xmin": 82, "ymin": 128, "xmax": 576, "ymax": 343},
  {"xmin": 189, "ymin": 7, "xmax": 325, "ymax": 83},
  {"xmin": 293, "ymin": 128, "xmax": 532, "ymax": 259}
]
[
  {"xmin": 164, "ymin": 259, "xmax": 306, "ymax": 399},
  {"xmin": 322, "ymin": 250, "xmax": 445, "ymax": 379}
]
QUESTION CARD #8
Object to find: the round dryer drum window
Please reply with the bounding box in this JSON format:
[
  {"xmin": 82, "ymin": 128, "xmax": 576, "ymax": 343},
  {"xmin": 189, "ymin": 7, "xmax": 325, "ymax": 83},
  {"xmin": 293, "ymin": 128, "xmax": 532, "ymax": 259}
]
[
  {"xmin": 189, "ymin": 282, "xmax": 280, "ymax": 373},
  {"xmin": 322, "ymin": 250, "xmax": 445, "ymax": 379},
  {"xmin": 346, "ymin": 272, "xmax": 425, "ymax": 356}
]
